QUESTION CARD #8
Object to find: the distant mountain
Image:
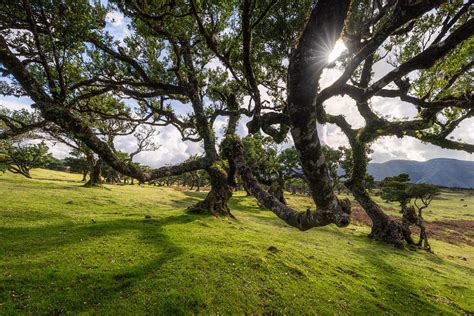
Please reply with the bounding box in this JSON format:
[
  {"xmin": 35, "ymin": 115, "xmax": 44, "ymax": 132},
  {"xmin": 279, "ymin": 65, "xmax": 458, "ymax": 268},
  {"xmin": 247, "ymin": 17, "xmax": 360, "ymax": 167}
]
[{"xmin": 367, "ymin": 158, "xmax": 474, "ymax": 189}]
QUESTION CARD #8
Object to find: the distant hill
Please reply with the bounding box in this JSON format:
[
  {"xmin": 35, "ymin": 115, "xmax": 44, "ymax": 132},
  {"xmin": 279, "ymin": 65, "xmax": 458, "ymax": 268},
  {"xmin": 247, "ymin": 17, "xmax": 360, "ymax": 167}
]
[{"xmin": 367, "ymin": 158, "xmax": 474, "ymax": 188}]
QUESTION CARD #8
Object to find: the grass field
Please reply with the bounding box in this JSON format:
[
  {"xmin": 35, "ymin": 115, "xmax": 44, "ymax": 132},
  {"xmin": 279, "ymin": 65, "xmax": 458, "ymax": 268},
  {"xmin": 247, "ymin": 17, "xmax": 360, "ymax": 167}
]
[{"xmin": 1, "ymin": 169, "xmax": 473, "ymax": 314}]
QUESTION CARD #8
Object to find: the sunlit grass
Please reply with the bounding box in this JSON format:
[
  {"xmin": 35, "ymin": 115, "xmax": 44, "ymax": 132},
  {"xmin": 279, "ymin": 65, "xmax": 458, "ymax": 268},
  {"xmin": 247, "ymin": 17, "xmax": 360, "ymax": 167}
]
[{"xmin": 0, "ymin": 169, "xmax": 473, "ymax": 314}]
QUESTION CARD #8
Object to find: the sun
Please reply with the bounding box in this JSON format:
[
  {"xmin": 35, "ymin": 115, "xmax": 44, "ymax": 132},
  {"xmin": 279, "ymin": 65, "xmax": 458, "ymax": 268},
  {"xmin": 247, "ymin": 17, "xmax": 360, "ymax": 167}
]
[{"xmin": 328, "ymin": 39, "xmax": 347, "ymax": 63}]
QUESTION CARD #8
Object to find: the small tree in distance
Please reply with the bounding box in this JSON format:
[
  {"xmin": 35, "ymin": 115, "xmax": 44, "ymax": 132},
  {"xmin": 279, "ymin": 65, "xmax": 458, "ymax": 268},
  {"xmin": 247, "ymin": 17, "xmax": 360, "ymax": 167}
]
[
  {"xmin": 0, "ymin": 141, "xmax": 52, "ymax": 178},
  {"xmin": 380, "ymin": 174, "xmax": 440, "ymax": 251}
]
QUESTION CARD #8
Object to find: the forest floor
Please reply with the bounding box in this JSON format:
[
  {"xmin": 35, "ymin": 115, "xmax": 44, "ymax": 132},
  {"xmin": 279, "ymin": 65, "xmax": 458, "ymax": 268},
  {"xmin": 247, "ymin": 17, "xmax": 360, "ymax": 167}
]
[{"xmin": 0, "ymin": 169, "xmax": 473, "ymax": 315}]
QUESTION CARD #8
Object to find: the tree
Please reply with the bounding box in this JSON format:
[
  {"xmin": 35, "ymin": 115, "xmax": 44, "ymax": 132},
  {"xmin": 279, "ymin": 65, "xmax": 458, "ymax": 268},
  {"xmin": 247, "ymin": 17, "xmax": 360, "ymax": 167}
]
[
  {"xmin": 380, "ymin": 175, "xmax": 440, "ymax": 250},
  {"xmin": 380, "ymin": 174, "xmax": 412, "ymax": 209},
  {"xmin": 0, "ymin": 107, "xmax": 46, "ymax": 140},
  {"xmin": 405, "ymin": 183, "xmax": 440, "ymax": 251},
  {"xmin": 317, "ymin": 1, "xmax": 473, "ymax": 246},
  {"xmin": 64, "ymin": 153, "xmax": 89, "ymax": 181},
  {"xmin": 0, "ymin": 0, "xmax": 245, "ymax": 216},
  {"xmin": 0, "ymin": 141, "xmax": 52, "ymax": 178},
  {"xmin": 44, "ymin": 129, "xmax": 104, "ymax": 187},
  {"xmin": 45, "ymin": 156, "xmax": 67, "ymax": 172},
  {"xmin": 0, "ymin": 0, "xmax": 472, "ymax": 244},
  {"xmin": 241, "ymin": 134, "xmax": 286, "ymax": 202}
]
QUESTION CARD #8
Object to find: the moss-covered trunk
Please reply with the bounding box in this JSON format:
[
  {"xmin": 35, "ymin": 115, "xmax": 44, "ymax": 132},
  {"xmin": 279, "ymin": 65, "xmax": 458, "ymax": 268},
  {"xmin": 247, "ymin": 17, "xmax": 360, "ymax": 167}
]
[
  {"xmin": 344, "ymin": 131, "xmax": 411, "ymax": 246},
  {"xmin": 187, "ymin": 162, "xmax": 234, "ymax": 218},
  {"xmin": 84, "ymin": 159, "xmax": 102, "ymax": 187},
  {"xmin": 286, "ymin": 0, "xmax": 352, "ymax": 223},
  {"xmin": 349, "ymin": 183, "xmax": 408, "ymax": 246}
]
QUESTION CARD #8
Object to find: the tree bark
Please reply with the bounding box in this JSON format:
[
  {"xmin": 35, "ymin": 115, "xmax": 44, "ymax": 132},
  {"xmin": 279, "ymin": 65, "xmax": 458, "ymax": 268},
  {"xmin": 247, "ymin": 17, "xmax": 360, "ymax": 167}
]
[
  {"xmin": 187, "ymin": 162, "xmax": 234, "ymax": 218},
  {"xmin": 242, "ymin": 180, "xmax": 251, "ymax": 196},
  {"xmin": 223, "ymin": 137, "xmax": 350, "ymax": 229},
  {"xmin": 81, "ymin": 169, "xmax": 88, "ymax": 182},
  {"xmin": 345, "ymin": 138, "xmax": 408, "ymax": 246},
  {"xmin": 287, "ymin": 0, "xmax": 352, "ymax": 217},
  {"xmin": 8, "ymin": 165, "xmax": 31, "ymax": 178},
  {"xmin": 348, "ymin": 183, "xmax": 408, "ymax": 246},
  {"xmin": 84, "ymin": 159, "xmax": 102, "ymax": 187}
]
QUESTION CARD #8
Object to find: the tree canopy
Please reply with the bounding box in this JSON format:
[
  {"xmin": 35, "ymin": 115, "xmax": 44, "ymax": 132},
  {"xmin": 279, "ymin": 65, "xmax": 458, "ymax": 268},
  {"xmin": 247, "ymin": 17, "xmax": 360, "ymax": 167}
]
[
  {"xmin": 0, "ymin": 141, "xmax": 52, "ymax": 178},
  {"xmin": 0, "ymin": 0, "xmax": 472, "ymax": 246}
]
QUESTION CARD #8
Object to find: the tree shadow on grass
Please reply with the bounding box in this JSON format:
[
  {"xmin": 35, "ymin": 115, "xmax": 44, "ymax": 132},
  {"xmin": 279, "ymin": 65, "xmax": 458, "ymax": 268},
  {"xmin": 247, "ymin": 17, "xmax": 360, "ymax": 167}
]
[
  {"xmin": 350, "ymin": 243, "xmax": 469, "ymax": 314},
  {"xmin": 181, "ymin": 190, "xmax": 266, "ymax": 214},
  {"xmin": 228, "ymin": 195, "xmax": 272, "ymax": 215},
  {"xmin": 0, "ymin": 214, "xmax": 198, "ymax": 259},
  {"xmin": 180, "ymin": 190, "xmax": 206, "ymax": 198},
  {"xmin": 33, "ymin": 177, "xmax": 83, "ymax": 184},
  {"xmin": 0, "ymin": 209, "xmax": 71, "ymax": 222},
  {"xmin": 0, "ymin": 213, "xmax": 204, "ymax": 314}
]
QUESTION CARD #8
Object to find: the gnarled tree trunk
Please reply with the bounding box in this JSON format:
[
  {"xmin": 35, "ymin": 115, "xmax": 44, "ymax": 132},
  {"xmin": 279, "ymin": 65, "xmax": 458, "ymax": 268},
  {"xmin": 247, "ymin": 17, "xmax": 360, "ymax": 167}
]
[
  {"xmin": 8, "ymin": 165, "xmax": 31, "ymax": 178},
  {"xmin": 223, "ymin": 136, "xmax": 351, "ymax": 229},
  {"xmin": 84, "ymin": 159, "xmax": 102, "ymax": 187},
  {"xmin": 348, "ymin": 182, "xmax": 408, "ymax": 247},
  {"xmin": 286, "ymin": 0, "xmax": 352, "ymax": 223},
  {"xmin": 187, "ymin": 162, "xmax": 234, "ymax": 218},
  {"xmin": 346, "ymin": 138, "xmax": 410, "ymax": 247}
]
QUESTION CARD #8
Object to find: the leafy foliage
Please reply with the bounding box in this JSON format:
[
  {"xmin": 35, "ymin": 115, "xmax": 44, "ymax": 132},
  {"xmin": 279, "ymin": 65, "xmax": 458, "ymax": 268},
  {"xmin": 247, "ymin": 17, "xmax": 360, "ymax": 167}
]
[
  {"xmin": 380, "ymin": 174, "xmax": 439, "ymax": 212},
  {"xmin": 0, "ymin": 141, "xmax": 52, "ymax": 178}
]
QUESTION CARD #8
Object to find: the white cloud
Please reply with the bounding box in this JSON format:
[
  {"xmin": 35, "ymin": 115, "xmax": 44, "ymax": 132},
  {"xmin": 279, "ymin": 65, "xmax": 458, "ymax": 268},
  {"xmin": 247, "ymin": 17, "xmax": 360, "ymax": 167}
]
[
  {"xmin": 319, "ymin": 123, "xmax": 350, "ymax": 148},
  {"xmin": 115, "ymin": 125, "xmax": 204, "ymax": 168},
  {"xmin": 449, "ymin": 118, "xmax": 474, "ymax": 143},
  {"xmin": 104, "ymin": 11, "xmax": 130, "ymax": 42},
  {"xmin": 370, "ymin": 136, "xmax": 474, "ymax": 162},
  {"xmin": 324, "ymin": 95, "xmax": 365, "ymax": 129},
  {"xmin": 320, "ymin": 67, "xmax": 343, "ymax": 89},
  {"xmin": 105, "ymin": 11, "xmax": 124, "ymax": 27},
  {"xmin": 0, "ymin": 96, "xmax": 33, "ymax": 111},
  {"xmin": 371, "ymin": 96, "xmax": 418, "ymax": 120},
  {"xmin": 47, "ymin": 141, "xmax": 72, "ymax": 159}
]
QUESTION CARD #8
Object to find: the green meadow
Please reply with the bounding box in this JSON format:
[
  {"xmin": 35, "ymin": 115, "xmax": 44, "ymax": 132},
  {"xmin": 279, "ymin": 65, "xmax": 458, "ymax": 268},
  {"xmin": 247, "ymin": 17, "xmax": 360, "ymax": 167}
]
[{"xmin": 1, "ymin": 169, "xmax": 473, "ymax": 314}]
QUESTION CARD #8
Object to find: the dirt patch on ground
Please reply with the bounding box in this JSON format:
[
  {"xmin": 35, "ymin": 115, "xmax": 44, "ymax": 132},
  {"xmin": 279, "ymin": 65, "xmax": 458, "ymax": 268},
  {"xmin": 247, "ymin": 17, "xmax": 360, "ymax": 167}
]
[
  {"xmin": 426, "ymin": 220, "xmax": 474, "ymax": 247},
  {"xmin": 351, "ymin": 206, "xmax": 373, "ymax": 227},
  {"xmin": 351, "ymin": 206, "xmax": 474, "ymax": 247},
  {"xmin": 431, "ymin": 196, "xmax": 448, "ymax": 200}
]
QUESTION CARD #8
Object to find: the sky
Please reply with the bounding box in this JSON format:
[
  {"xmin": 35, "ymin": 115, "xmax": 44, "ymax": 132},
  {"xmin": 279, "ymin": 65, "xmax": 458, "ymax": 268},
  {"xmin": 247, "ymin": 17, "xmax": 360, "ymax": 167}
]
[{"xmin": 1, "ymin": 10, "xmax": 472, "ymax": 168}]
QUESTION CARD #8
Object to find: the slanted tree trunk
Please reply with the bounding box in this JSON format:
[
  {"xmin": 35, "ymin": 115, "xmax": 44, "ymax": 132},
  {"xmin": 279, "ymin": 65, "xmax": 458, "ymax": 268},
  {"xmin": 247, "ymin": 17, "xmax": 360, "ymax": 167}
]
[
  {"xmin": 285, "ymin": 0, "xmax": 352, "ymax": 225},
  {"xmin": 85, "ymin": 159, "xmax": 102, "ymax": 187},
  {"xmin": 348, "ymin": 182, "xmax": 408, "ymax": 246},
  {"xmin": 223, "ymin": 136, "xmax": 351, "ymax": 230},
  {"xmin": 187, "ymin": 162, "xmax": 234, "ymax": 218},
  {"xmin": 196, "ymin": 176, "xmax": 201, "ymax": 191},
  {"xmin": 242, "ymin": 180, "xmax": 251, "ymax": 196},
  {"xmin": 8, "ymin": 165, "xmax": 32, "ymax": 178},
  {"xmin": 346, "ymin": 139, "xmax": 409, "ymax": 246},
  {"xmin": 81, "ymin": 169, "xmax": 88, "ymax": 182}
]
